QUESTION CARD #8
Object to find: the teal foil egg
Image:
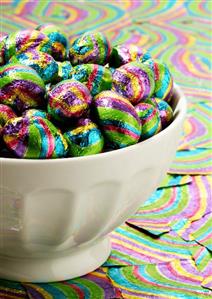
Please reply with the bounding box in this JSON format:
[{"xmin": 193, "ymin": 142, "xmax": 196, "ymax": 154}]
[
  {"xmin": 64, "ymin": 118, "xmax": 104, "ymax": 157},
  {"xmin": 11, "ymin": 50, "xmax": 58, "ymax": 83},
  {"xmin": 69, "ymin": 32, "xmax": 111, "ymax": 66},
  {"xmin": 36, "ymin": 23, "xmax": 68, "ymax": 61}
]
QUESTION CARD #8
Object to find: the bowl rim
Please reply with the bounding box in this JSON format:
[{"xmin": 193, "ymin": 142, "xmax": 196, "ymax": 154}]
[{"xmin": 0, "ymin": 83, "xmax": 187, "ymax": 165}]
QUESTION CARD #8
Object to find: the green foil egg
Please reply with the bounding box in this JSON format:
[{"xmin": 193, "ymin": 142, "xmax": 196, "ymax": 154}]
[
  {"xmin": 93, "ymin": 90, "xmax": 141, "ymax": 148},
  {"xmin": 135, "ymin": 102, "xmax": 161, "ymax": 140},
  {"xmin": 3, "ymin": 116, "xmax": 68, "ymax": 159}
]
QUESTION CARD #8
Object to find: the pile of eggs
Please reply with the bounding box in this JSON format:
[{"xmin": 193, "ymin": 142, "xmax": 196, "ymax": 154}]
[{"xmin": 0, "ymin": 24, "xmax": 173, "ymax": 159}]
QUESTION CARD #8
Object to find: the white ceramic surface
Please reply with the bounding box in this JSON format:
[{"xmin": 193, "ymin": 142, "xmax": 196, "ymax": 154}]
[{"xmin": 0, "ymin": 84, "xmax": 186, "ymax": 282}]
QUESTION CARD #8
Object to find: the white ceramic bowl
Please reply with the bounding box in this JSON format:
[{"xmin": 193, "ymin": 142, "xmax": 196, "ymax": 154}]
[{"xmin": 0, "ymin": 84, "xmax": 186, "ymax": 282}]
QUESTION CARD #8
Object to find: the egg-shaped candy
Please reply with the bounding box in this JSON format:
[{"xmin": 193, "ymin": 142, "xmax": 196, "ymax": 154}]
[
  {"xmin": 0, "ymin": 63, "xmax": 46, "ymax": 112},
  {"xmin": 135, "ymin": 102, "xmax": 161, "ymax": 140},
  {"xmin": 69, "ymin": 32, "xmax": 111, "ymax": 66},
  {"xmin": 144, "ymin": 59, "xmax": 173, "ymax": 102},
  {"xmin": 4, "ymin": 29, "xmax": 52, "ymax": 62},
  {"xmin": 112, "ymin": 62, "xmax": 155, "ymax": 105},
  {"xmin": 146, "ymin": 97, "xmax": 173, "ymax": 128},
  {"xmin": 36, "ymin": 23, "xmax": 68, "ymax": 61},
  {"xmin": 23, "ymin": 109, "xmax": 49, "ymax": 119},
  {"xmin": 10, "ymin": 50, "xmax": 58, "ymax": 83},
  {"xmin": 0, "ymin": 104, "xmax": 17, "ymax": 127},
  {"xmin": 57, "ymin": 61, "xmax": 72, "ymax": 81},
  {"xmin": 71, "ymin": 64, "xmax": 112, "ymax": 96},
  {"xmin": 0, "ymin": 34, "xmax": 8, "ymax": 66},
  {"xmin": 3, "ymin": 116, "xmax": 68, "ymax": 158},
  {"xmin": 109, "ymin": 44, "xmax": 151, "ymax": 68},
  {"xmin": 93, "ymin": 90, "xmax": 141, "ymax": 148},
  {"xmin": 155, "ymin": 98, "xmax": 173, "ymax": 128},
  {"xmin": 48, "ymin": 80, "xmax": 91, "ymax": 123},
  {"xmin": 64, "ymin": 118, "xmax": 104, "ymax": 157}
]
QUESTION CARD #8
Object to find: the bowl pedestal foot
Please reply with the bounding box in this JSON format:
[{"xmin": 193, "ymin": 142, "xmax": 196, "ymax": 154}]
[{"xmin": 0, "ymin": 236, "xmax": 111, "ymax": 282}]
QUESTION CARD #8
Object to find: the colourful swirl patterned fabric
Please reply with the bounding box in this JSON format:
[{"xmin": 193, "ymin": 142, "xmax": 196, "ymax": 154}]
[{"xmin": 0, "ymin": 0, "xmax": 211, "ymax": 298}]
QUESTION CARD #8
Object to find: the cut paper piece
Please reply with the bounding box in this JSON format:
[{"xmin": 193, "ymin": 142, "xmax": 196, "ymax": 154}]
[
  {"xmin": 22, "ymin": 268, "xmax": 119, "ymax": 299},
  {"xmin": 158, "ymin": 174, "xmax": 192, "ymax": 188},
  {"xmin": 107, "ymin": 259, "xmax": 211, "ymax": 299},
  {"xmin": 178, "ymin": 142, "xmax": 196, "ymax": 151},
  {"xmin": 126, "ymin": 219, "xmax": 171, "ymax": 236},
  {"xmin": 127, "ymin": 176, "xmax": 212, "ymax": 235},
  {"xmin": 0, "ymin": 279, "xmax": 28, "ymax": 299},
  {"xmin": 202, "ymin": 276, "xmax": 212, "ymax": 292},
  {"xmin": 189, "ymin": 245, "xmax": 212, "ymax": 291},
  {"xmin": 169, "ymin": 148, "xmax": 212, "ymax": 175},
  {"xmin": 177, "ymin": 212, "xmax": 212, "ymax": 251},
  {"xmin": 104, "ymin": 225, "xmax": 193, "ymax": 266},
  {"xmin": 179, "ymin": 102, "xmax": 212, "ymax": 150}
]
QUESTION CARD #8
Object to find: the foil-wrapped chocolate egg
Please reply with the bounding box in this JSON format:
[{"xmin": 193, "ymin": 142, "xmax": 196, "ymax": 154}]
[
  {"xmin": 112, "ymin": 62, "xmax": 155, "ymax": 105},
  {"xmin": 64, "ymin": 118, "xmax": 104, "ymax": 157},
  {"xmin": 0, "ymin": 34, "xmax": 8, "ymax": 66},
  {"xmin": 0, "ymin": 63, "xmax": 46, "ymax": 112},
  {"xmin": 10, "ymin": 50, "xmax": 58, "ymax": 83},
  {"xmin": 93, "ymin": 90, "xmax": 141, "ymax": 148},
  {"xmin": 23, "ymin": 109, "xmax": 49, "ymax": 119},
  {"xmin": 36, "ymin": 23, "xmax": 68, "ymax": 61},
  {"xmin": 0, "ymin": 104, "xmax": 17, "ymax": 127},
  {"xmin": 144, "ymin": 59, "xmax": 173, "ymax": 102},
  {"xmin": 4, "ymin": 29, "xmax": 52, "ymax": 62},
  {"xmin": 155, "ymin": 98, "xmax": 173, "ymax": 128},
  {"xmin": 48, "ymin": 80, "xmax": 91, "ymax": 123},
  {"xmin": 146, "ymin": 97, "xmax": 174, "ymax": 128},
  {"xmin": 109, "ymin": 44, "xmax": 151, "ymax": 68},
  {"xmin": 3, "ymin": 116, "xmax": 68, "ymax": 158},
  {"xmin": 69, "ymin": 32, "xmax": 111, "ymax": 66},
  {"xmin": 57, "ymin": 61, "xmax": 72, "ymax": 81},
  {"xmin": 71, "ymin": 64, "xmax": 112, "ymax": 96},
  {"xmin": 135, "ymin": 102, "xmax": 161, "ymax": 140}
]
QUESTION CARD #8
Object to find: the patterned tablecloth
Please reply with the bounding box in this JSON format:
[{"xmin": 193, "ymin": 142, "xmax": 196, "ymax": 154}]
[{"xmin": 0, "ymin": 1, "xmax": 211, "ymax": 298}]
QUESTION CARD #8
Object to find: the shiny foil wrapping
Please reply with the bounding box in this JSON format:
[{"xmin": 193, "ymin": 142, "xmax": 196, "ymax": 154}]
[
  {"xmin": 3, "ymin": 116, "xmax": 68, "ymax": 158},
  {"xmin": 0, "ymin": 63, "xmax": 46, "ymax": 112},
  {"xmin": 71, "ymin": 63, "xmax": 112, "ymax": 96},
  {"xmin": 93, "ymin": 90, "xmax": 141, "ymax": 148},
  {"xmin": 155, "ymin": 98, "xmax": 173, "ymax": 128},
  {"xmin": 64, "ymin": 118, "xmax": 104, "ymax": 157},
  {"xmin": 109, "ymin": 44, "xmax": 151, "ymax": 68},
  {"xmin": 135, "ymin": 102, "xmax": 162, "ymax": 140},
  {"xmin": 48, "ymin": 79, "xmax": 91, "ymax": 122},
  {"xmin": 69, "ymin": 32, "xmax": 111, "ymax": 66},
  {"xmin": 112, "ymin": 61, "xmax": 155, "ymax": 105},
  {"xmin": 4, "ymin": 29, "xmax": 52, "ymax": 61},
  {"xmin": 144, "ymin": 59, "xmax": 173, "ymax": 102},
  {"xmin": 36, "ymin": 23, "xmax": 68, "ymax": 61},
  {"xmin": 11, "ymin": 50, "xmax": 58, "ymax": 83},
  {"xmin": 57, "ymin": 61, "xmax": 72, "ymax": 81},
  {"xmin": 0, "ymin": 104, "xmax": 17, "ymax": 126}
]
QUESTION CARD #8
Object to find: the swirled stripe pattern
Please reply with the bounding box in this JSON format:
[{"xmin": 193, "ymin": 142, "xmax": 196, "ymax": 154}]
[
  {"xmin": 107, "ymin": 259, "xmax": 210, "ymax": 298},
  {"xmin": 127, "ymin": 176, "xmax": 211, "ymax": 235},
  {"xmin": 0, "ymin": 0, "xmax": 211, "ymax": 297}
]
